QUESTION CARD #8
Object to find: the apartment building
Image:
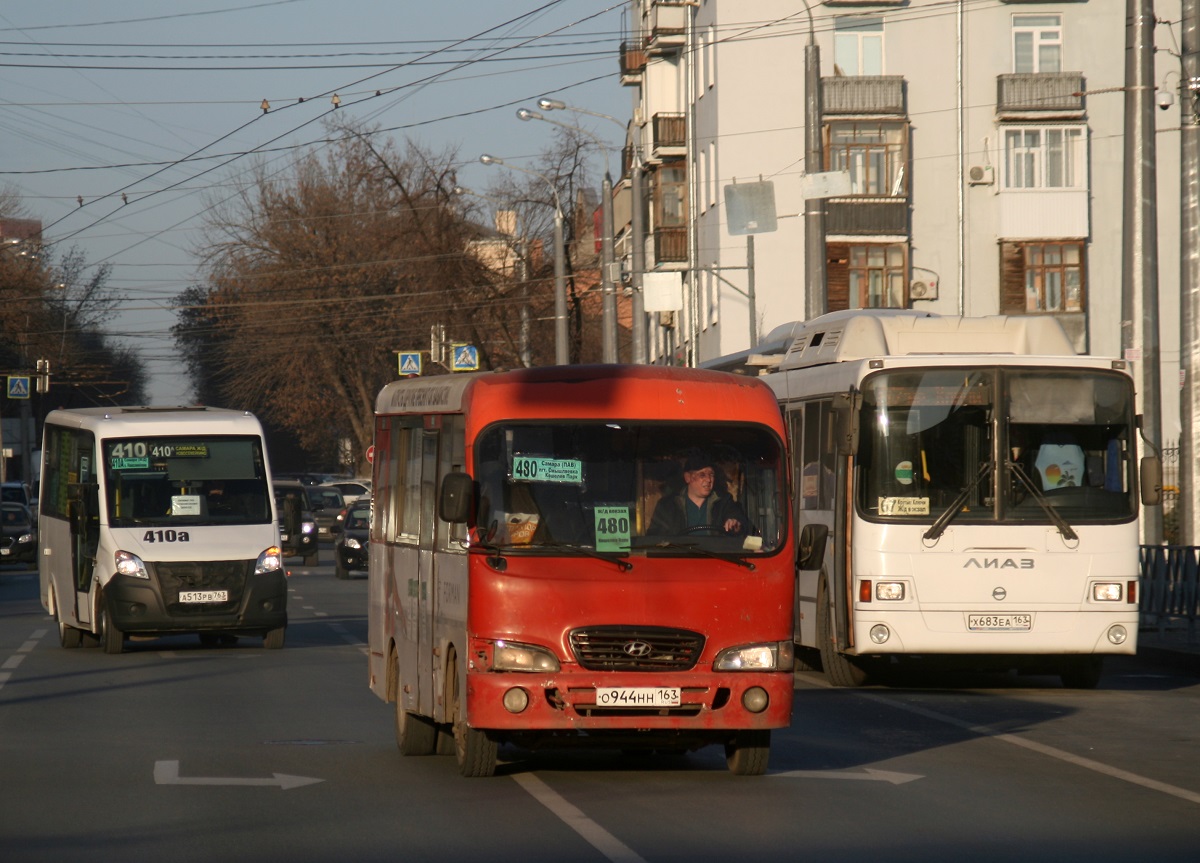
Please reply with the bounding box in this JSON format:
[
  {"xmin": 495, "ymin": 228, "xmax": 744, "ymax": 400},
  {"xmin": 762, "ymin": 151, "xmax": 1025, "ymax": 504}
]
[{"xmin": 617, "ymin": 0, "xmax": 1185, "ymax": 436}]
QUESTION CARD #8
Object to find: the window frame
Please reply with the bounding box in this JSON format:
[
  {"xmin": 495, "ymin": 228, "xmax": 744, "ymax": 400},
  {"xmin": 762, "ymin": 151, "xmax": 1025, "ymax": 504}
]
[
  {"xmin": 825, "ymin": 121, "xmax": 908, "ymax": 196},
  {"xmin": 834, "ymin": 16, "xmax": 884, "ymax": 76},
  {"xmin": 1002, "ymin": 124, "xmax": 1086, "ymax": 191},
  {"xmin": 1012, "ymin": 13, "xmax": 1062, "ymax": 74}
]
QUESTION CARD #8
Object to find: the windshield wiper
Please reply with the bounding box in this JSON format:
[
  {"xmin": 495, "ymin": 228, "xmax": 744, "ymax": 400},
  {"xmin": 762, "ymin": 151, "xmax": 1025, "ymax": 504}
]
[
  {"xmin": 923, "ymin": 460, "xmax": 993, "ymax": 542},
  {"xmin": 537, "ymin": 542, "xmax": 633, "ymax": 571},
  {"xmin": 645, "ymin": 540, "xmax": 756, "ymax": 570},
  {"xmin": 1007, "ymin": 460, "xmax": 1079, "ymax": 541}
]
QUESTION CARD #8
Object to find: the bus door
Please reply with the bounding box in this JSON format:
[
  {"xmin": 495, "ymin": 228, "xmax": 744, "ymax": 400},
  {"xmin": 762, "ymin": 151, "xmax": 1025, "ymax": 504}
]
[
  {"xmin": 66, "ymin": 482, "xmax": 100, "ymax": 624},
  {"xmin": 415, "ymin": 425, "xmax": 440, "ymax": 717},
  {"xmin": 831, "ymin": 390, "xmax": 861, "ymax": 653}
]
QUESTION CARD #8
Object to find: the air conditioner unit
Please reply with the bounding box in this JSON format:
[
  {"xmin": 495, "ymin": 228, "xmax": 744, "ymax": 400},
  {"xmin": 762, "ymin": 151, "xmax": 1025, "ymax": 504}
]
[
  {"xmin": 968, "ymin": 165, "xmax": 994, "ymax": 186},
  {"xmin": 910, "ymin": 279, "xmax": 938, "ymax": 301}
]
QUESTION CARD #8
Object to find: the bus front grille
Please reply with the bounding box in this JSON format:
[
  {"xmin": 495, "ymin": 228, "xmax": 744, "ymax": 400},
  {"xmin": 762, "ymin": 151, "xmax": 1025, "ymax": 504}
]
[
  {"xmin": 152, "ymin": 559, "xmax": 253, "ymax": 610},
  {"xmin": 569, "ymin": 626, "xmax": 705, "ymax": 671}
]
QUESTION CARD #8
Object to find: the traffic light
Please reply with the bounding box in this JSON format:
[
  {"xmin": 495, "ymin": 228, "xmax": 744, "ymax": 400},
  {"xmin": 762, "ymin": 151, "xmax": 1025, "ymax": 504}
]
[{"xmin": 35, "ymin": 359, "xmax": 50, "ymax": 394}]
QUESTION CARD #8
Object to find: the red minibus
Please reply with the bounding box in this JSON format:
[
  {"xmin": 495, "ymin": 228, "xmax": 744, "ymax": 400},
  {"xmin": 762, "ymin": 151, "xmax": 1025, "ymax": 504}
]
[{"xmin": 367, "ymin": 365, "xmax": 794, "ymax": 776}]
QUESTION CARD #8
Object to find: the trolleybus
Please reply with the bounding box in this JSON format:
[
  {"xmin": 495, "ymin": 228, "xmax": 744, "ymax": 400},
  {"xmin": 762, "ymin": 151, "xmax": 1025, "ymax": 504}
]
[
  {"xmin": 367, "ymin": 365, "xmax": 793, "ymax": 776},
  {"xmin": 710, "ymin": 310, "xmax": 1160, "ymax": 688},
  {"xmin": 39, "ymin": 406, "xmax": 286, "ymax": 653}
]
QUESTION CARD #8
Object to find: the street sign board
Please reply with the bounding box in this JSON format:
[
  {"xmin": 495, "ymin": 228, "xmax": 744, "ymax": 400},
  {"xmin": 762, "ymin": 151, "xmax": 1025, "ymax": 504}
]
[
  {"xmin": 6, "ymin": 376, "xmax": 30, "ymax": 399},
  {"xmin": 397, "ymin": 351, "xmax": 422, "ymax": 376},
  {"xmin": 450, "ymin": 344, "xmax": 479, "ymax": 372}
]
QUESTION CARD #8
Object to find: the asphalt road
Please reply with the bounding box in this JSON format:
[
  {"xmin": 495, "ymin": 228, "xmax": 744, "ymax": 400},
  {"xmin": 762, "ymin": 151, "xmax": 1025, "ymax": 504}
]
[{"xmin": 2, "ymin": 553, "xmax": 1198, "ymax": 863}]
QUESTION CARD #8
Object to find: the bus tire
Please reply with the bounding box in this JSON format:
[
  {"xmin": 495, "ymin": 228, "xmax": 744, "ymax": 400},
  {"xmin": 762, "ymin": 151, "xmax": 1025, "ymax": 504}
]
[
  {"xmin": 447, "ymin": 650, "xmax": 497, "ymax": 777},
  {"xmin": 817, "ymin": 577, "xmax": 868, "ymax": 687},
  {"xmin": 52, "ymin": 588, "xmax": 83, "ymax": 649},
  {"xmin": 1060, "ymin": 656, "xmax": 1103, "ymax": 689},
  {"xmin": 393, "ymin": 658, "xmax": 436, "ymax": 756},
  {"xmin": 99, "ymin": 602, "xmax": 124, "ymax": 654},
  {"xmin": 263, "ymin": 627, "xmax": 286, "ymax": 649},
  {"xmin": 725, "ymin": 730, "xmax": 771, "ymax": 776}
]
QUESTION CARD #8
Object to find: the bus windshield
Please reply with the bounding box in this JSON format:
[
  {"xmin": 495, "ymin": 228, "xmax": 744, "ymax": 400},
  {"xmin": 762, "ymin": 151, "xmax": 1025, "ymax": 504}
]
[
  {"xmin": 103, "ymin": 435, "xmax": 272, "ymax": 527},
  {"xmin": 475, "ymin": 421, "xmax": 787, "ymax": 555},
  {"xmin": 857, "ymin": 368, "xmax": 1137, "ymax": 525}
]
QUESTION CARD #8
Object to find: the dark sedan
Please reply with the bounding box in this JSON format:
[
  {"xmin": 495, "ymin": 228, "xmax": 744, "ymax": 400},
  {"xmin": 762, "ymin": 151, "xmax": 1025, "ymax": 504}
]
[
  {"xmin": 1, "ymin": 502, "xmax": 36, "ymax": 565},
  {"xmin": 333, "ymin": 504, "xmax": 370, "ymax": 579}
]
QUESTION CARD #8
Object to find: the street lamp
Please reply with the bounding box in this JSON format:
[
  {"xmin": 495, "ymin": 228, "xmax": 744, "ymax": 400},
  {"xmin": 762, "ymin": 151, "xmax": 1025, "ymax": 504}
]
[
  {"xmin": 479, "ymin": 155, "xmax": 569, "ymax": 365},
  {"xmin": 539, "ymin": 99, "xmax": 646, "ymax": 364},
  {"xmin": 517, "ymin": 107, "xmax": 620, "ymax": 364}
]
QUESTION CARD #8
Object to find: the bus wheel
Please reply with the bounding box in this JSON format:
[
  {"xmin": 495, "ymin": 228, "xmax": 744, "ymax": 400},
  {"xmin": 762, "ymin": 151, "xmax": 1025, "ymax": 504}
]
[
  {"xmin": 725, "ymin": 730, "xmax": 771, "ymax": 776},
  {"xmin": 263, "ymin": 627, "xmax": 286, "ymax": 650},
  {"xmin": 393, "ymin": 657, "xmax": 436, "ymax": 756},
  {"xmin": 99, "ymin": 603, "xmax": 124, "ymax": 655},
  {"xmin": 447, "ymin": 650, "xmax": 497, "ymax": 777},
  {"xmin": 52, "ymin": 589, "xmax": 83, "ymax": 649},
  {"xmin": 1060, "ymin": 656, "xmax": 1103, "ymax": 689},
  {"xmin": 817, "ymin": 577, "xmax": 868, "ymax": 687}
]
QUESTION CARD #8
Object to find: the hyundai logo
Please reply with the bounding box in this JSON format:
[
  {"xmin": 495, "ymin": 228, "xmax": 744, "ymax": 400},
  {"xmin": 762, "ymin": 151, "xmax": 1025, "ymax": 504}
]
[
  {"xmin": 623, "ymin": 640, "xmax": 653, "ymax": 657},
  {"xmin": 993, "ymin": 587, "xmax": 1007, "ymax": 601}
]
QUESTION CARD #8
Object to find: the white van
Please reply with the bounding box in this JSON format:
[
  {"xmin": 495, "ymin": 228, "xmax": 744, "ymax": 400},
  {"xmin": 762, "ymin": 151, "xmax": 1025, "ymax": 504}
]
[{"xmin": 38, "ymin": 406, "xmax": 286, "ymax": 653}]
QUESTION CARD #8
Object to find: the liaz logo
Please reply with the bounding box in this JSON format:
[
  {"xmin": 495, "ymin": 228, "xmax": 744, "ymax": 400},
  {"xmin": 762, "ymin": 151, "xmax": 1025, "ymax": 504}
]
[{"xmin": 963, "ymin": 558, "xmax": 1034, "ymax": 569}]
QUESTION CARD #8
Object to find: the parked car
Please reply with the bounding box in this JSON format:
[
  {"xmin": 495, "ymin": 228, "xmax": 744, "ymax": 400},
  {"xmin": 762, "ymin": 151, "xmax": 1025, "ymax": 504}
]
[
  {"xmin": 1, "ymin": 481, "xmax": 35, "ymax": 525},
  {"xmin": 1, "ymin": 502, "xmax": 36, "ymax": 565},
  {"xmin": 273, "ymin": 481, "xmax": 319, "ymax": 565},
  {"xmin": 306, "ymin": 485, "xmax": 345, "ymax": 540},
  {"xmin": 333, "ymin": 503, "xmax": 370, "ymax": 580}
]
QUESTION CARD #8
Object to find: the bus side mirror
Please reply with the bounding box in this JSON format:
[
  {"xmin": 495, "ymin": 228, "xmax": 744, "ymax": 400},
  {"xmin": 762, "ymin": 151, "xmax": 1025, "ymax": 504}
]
[
  {"xmin": 1140, "ymin": 455, "xmax": 1162, "ymax": 506},
  {"xmin": 832, "ymin": 391, "xmax": 862, "ymax": 456},
  {"xmin": 796, "ymin": 523, "xmax": 829, "ymax": 571},
  {"xmin": 439, "ymin": 472, "xmax": 473, "ymax": 523}
]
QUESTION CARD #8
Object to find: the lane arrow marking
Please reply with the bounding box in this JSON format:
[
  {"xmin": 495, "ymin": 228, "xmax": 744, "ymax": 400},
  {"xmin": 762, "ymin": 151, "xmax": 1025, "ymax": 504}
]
[
  {"xmin": 772, "ymin": 768, "xmax": 923, "ymax": 784},
  {"xmin": 154, "ymin": 760, "xmax": 323, "ymax": 790}
]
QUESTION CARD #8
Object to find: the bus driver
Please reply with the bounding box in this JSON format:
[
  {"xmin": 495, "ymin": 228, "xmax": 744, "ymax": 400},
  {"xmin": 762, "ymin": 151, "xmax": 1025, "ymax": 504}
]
[{"xmin": 648, "ymin": 450, "xmax": 750, "ymax": 536}]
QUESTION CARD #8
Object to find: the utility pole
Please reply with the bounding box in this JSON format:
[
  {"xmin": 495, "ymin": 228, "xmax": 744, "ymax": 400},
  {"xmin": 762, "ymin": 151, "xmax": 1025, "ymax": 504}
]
[
  {"xmin": 803, "ymin": 6, "xmax": 827, "ymax": 321},
  {"xmin": 1122, "ymin": 0, "xmax": 1163, "ymax": 544},
  {"xmin": 630, "ymin": 146, "xmax": 647, "ymax": 364},
  {"xmin": 1180, "ymin": 0, "xmax": 1200, "ymax": 543}
]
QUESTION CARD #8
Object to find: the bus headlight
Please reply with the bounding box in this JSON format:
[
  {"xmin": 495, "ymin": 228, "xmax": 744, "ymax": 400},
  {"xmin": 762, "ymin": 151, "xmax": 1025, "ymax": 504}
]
[
  {"xmin": 255, "ymin": 546, "xmax": 283, "ymax": 574},
  {"xmin": 493, "ymin": 640, "xmax": 560, "ymax": 672},
  {"xmin": 1092, "ymin": 582, "xmax": 1123, "ymax": 602},
  {"xmin": 715, "ymin": 641, "xmax": 794, "ymax": 671},
  {"xmin": 344, "ymin": 537, "xmax": 362, "ymax": 549},
  {"xmin": 876, "ymin": 582, "xmax": 906, "ymax": 601},
  {"xmin": 114, "ymin": 550, "xmax": 149, "ymax": 579}
]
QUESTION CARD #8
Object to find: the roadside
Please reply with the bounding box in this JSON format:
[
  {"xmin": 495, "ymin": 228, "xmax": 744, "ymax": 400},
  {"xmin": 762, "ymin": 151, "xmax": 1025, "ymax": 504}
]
[{"xmin": 1138, "ymin": 618, "xmax": 1200, "ymax": 676}]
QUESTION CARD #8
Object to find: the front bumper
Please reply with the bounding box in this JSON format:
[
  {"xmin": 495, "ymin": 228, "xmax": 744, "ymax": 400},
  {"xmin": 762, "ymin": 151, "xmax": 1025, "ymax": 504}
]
[{"xmin": 104, "ymin": 564, "xmax": 287, "ymax": 636}]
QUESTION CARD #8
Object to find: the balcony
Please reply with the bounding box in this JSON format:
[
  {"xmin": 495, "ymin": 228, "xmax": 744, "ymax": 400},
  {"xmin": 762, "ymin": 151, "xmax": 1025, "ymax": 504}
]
[
  {"xmin": 821, "ymin": 76, "xmax": 906, "ymax": 116},
  {"xmin": 825, "ymin": 198, "xmax": 909, "ymax": 236},
  {"xmin": 654, "ymin": 226, "xmax": 688, "ymax": 263},
  {"xmin": 997, "ymin": 73, "xmax": 1085, "ymax": 114},
  {"xmin": 647, "ymin": 0, "xmax": 689, "ymax": 53},
  {"xmin": 651, "ymin": 112, "xmax": 686, "ymax": 160},
  {"xmin": 620, "ymin": 40, "xmax": 647, "ymax": 85}
]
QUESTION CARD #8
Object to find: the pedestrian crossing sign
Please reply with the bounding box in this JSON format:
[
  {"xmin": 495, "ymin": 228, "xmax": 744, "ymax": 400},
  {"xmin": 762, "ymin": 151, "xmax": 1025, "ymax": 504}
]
[
  {"xmin": 397, "ymin": 351, "xmax": 422, "ymax": 376},
  {"xmin": 6, "ymin": 376, "xmax": 30, "ymax": 399},
  {"xmin": 450, "ymin": 344, "xmax": 479, "ymax": 372}
]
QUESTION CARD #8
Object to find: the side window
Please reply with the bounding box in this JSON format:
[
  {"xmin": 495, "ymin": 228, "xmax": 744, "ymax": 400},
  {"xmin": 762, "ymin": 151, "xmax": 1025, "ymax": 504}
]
[
  {"xmin": 398, "ymin": 424, "xmax": 422, "ymax": 542},
  {"xmin": 799, "ymin": 400, "xmax": 835, "ymax": 511},
  {"xmin": 42, "ymin": 426, "xmax": 94, "ymax": 520}
]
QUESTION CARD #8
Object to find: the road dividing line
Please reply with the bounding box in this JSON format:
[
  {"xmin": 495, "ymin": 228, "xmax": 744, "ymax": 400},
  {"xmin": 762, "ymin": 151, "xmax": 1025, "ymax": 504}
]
[
  {"xmin": 513, "ymin": 773, "xmax": 649, "ymax": 863},
  {"xmin": 0, "ymin": 628, "xmax": 48, "ymax": 693},
  {"xmin": 860, "ymin": 692, "xmax": 1200, "ymax": 807}
]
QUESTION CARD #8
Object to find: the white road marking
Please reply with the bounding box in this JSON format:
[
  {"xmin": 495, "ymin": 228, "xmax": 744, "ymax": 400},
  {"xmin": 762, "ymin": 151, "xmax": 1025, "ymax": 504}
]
[
  {"xmin": 153, "ymin": 759, "xmax": 323, "ymax": 790},
  {"xmin": 513, "ymin": 773, "xmax": 649, "ymax": 863}
]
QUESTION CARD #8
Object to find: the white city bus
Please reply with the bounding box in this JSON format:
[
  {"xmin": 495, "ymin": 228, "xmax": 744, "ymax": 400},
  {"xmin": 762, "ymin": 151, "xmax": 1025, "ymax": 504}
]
[
  {"xmin": 39, "ymin": 406, "xmax": 287, "ymax": 653},
  {"xmin": 709, "ymin": 311, "xmax": 1160, "ymax": 688}
]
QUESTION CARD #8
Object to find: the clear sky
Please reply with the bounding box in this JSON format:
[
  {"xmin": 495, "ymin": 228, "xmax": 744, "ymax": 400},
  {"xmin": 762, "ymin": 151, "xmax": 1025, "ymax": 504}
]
[{"xmin": 1, "ymin": 0, "xmax": 631, "ymax": 402}]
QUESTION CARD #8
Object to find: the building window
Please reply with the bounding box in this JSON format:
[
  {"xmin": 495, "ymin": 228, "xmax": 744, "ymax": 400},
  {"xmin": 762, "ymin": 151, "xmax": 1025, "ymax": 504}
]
[
  {"xmin": 826, "ymin": 121, "xmax": 907, "ymax": 196},
  {"xmin": 834, "ymin": 17, "xmax": 883, "ymax": 76},
  {"xmin": 1013, "ymin": 14, "xmax": 1061, "ymax": 74},
  {"xmin": 1003, "ymin": 126, "xmax": 1084, "ymax": 189},
  {"xmin": 1000, "ymin": 241, "xmax": 1085, "ymax": 314},
  {"xmin": 849, "ymin": 244, "xmax": 907, "ymax": 308}
]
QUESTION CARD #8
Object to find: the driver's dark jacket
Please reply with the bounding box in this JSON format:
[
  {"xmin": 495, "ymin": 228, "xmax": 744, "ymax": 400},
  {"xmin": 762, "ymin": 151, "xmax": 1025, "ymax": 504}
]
[{"xmin": 647, "ymin": 491, "xmax": 750, "ymax": 536}]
